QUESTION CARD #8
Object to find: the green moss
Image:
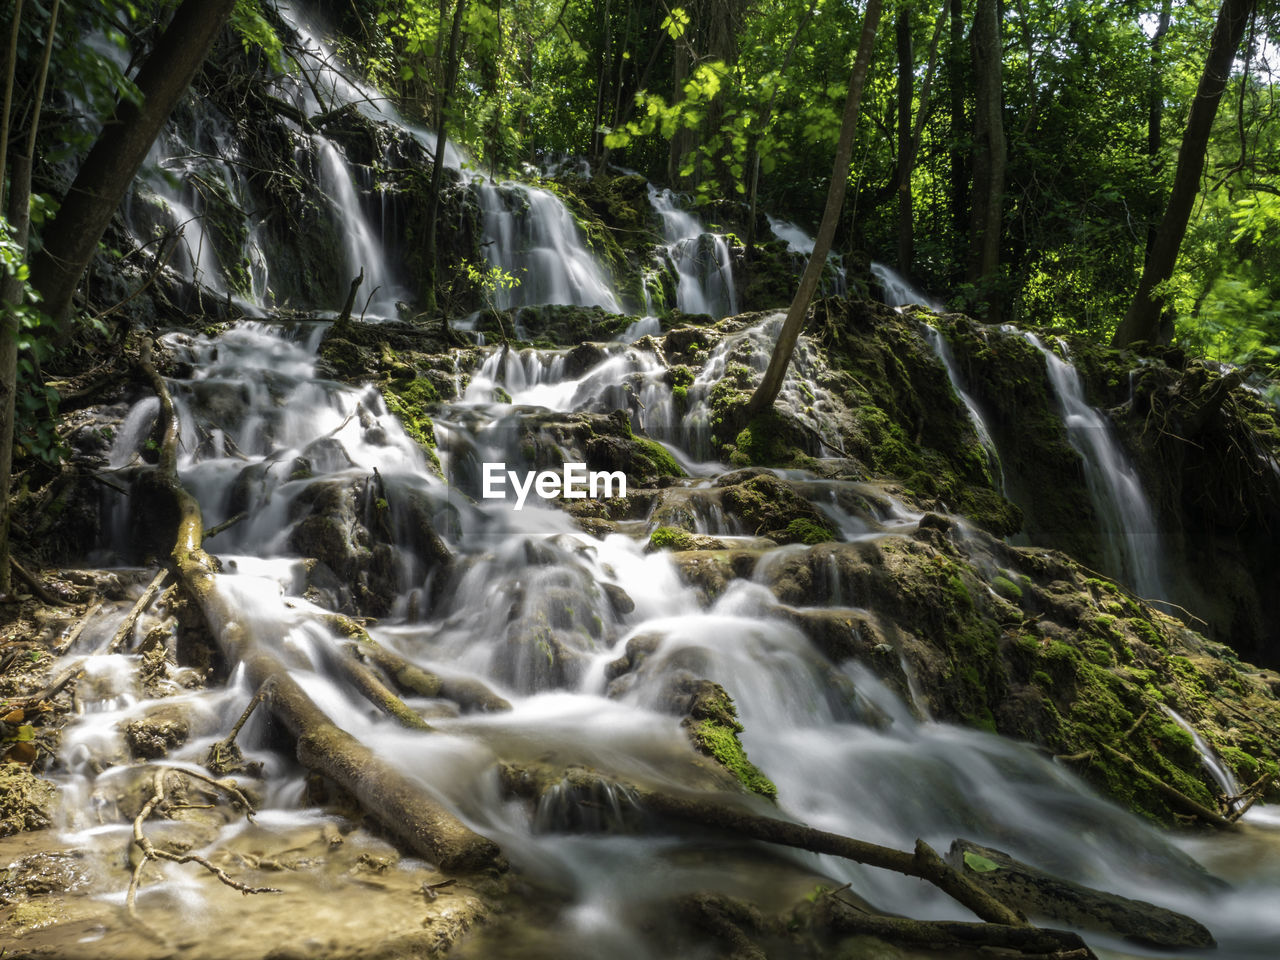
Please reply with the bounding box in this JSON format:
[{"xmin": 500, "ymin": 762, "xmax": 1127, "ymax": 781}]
[
  {"xmin": 630, "ymin": 436, "xmax": 686, "ymax": 479},
  {"xmin": 785, "ymin": 517, "xmax": 836, "ymax": 545},
  {"xmin": 690, "ymin": 718, "xmax": 777, "ymax": 799},
  {"xmin": 649, "ymin": 526, "xmax": 697, "ymax": 551},
  {"xmin": 992, "ymin": 575, "xmax": 1023, "ymax": 602}
]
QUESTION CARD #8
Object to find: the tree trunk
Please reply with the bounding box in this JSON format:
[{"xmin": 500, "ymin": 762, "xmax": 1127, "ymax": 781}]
[
  {"xmin": 967, "ymin": 0, "xmax": 1005, "ymax": 317},
  {"xmin": 896, "ymin": 7, "xmax": 914, "ymax": 273},
  {"xmin": 745, "ymin": 0, "xmax": 883, "ymax": 416},
  {"xmin": 29, "ymin": 0, "xmax": 237, "ymax": 334},
  {"xmin": 423, "ymin": 0, "xmax": 467, "ymax": 313},
  {"xmin": 1, "ymin": 0, "xmax": 59, "ymax": 595},
  {"xmin": 1113, "ymin": 0, "xmax": 1255, "ymax": 347},
  {"xmin": 1144, "ymin": 0, "xmax": 1173, "ymax": 265}
]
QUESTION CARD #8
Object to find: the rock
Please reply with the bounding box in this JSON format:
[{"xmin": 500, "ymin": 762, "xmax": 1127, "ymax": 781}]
[
  {"xmin": 122, "ymin": 704, "xmax": 191, "ymax": 760},
  {"xmin": 602, "ymin": 582, "xmax": 635, "ymax": 616}
]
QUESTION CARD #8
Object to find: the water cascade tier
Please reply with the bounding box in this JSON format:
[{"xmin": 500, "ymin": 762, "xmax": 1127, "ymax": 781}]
[{"xmin": 13, "ymin": 300, "xmax": 1280, "ymax": 959}]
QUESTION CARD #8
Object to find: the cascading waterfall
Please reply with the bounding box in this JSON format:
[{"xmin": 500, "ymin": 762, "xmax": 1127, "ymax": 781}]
[
  {"xmin": 474, "ymin": 181, "xmax": 624, "ymax": 313},
  {"xmin": 870, "ymin": 260, "xmax": 943, "ymax": 312},
  {"xmin": 37, "ymin": 313, "xmax": 1280, "ymax": 959},
  {"xmin": 648, "ymin": 186, "xmax": 737, "ymax": 318},
  {"xmin": 1019, "ymin": 330, "xmax": 1167, "ymax": 602},
  {"xmin": 767, "ymin": 215, "xmax": 847, "ymax": 296}
]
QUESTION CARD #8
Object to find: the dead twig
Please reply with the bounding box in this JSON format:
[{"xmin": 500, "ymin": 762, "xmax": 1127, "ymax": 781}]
[
  {"xmin": 104, "ymin": 569, "xmax": 170, "ymax": 654},
  {"xmin": 126, "ymin": 770, "xmax": 279, "ymax": 921}
]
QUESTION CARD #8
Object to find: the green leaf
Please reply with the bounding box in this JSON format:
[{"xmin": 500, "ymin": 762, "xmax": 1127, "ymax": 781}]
[{"xmin": 963, "ymin": 851, "xmax": 1000, "ymax": 873}]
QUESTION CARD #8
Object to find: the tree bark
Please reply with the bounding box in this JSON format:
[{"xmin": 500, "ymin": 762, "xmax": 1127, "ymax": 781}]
[
  {"xmin": 966, "ymin": 0, "xmax": 1005, "ymax": 317},
  {"xmin": 1, "ymin": 0, "xmax": 59, "ymax": 595},
  {"xmin": 29, "ymin": 0, "xmax": 237, "ymax": 334},
  {"xmin": 1144, "ymin": 0, "xmax": 1172, "ymax": 265},
  {"xmin": 745, "ymin": 0, "xmax": 883, "ymax": 416},
  {"xmin": 423, "ymin": 0, "xmax": 467, "ymax": 313},
  {"xmin": 1113, "ymin": 0, "xmax": 1255, "ymax": 347}
]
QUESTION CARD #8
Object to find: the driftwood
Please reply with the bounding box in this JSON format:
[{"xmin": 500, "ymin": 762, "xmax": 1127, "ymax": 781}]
[
  {"xmin": 501, "ymin": 763, "xmax": 1024, "ymax": 927},
  {"xmin": 51, "ymin": 599, "xmax": 103, "ymax": 656},
  {"xmin": 10, "ymin": 557, "xmax": 65, "ymax": 605},
  {"xmin": 332, "ymin": 644, "xmax": 433, "ymax": 731},
  {"xmin": 137, "ymin": 339, "xmax": 504, "ymax": 874},
  {"xmin": 947, "ymin": 838, "xmax": 1214, "ymax": 948}
]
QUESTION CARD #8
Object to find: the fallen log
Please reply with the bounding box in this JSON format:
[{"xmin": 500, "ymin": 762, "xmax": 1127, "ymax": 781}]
[
  {"xmin": 817, "ymin": 893, "xmax": 1095, "ymax": 958},
  {"xmin": 138, "ymin": 339, "xmax": 504, "ymax": 874},
  {"xmin": 501, "ymin": 763, "xmax": 1023, "ymax": 927},
  {"xmin": 947, "ymin": 838, "xmax": 1214, "ymax": 949},
  {"xmin": 326, "ymin": 613, "xmax": 512, "ymax": 713}
]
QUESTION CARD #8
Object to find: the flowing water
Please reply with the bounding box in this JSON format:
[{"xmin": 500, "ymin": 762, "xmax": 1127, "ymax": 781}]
[
  {"xmin": 1018, "ymin": 331, "xmax": 1167, "ymax": 603},
  {"xmin": 28, "ymin": 310, "xmax": 1280, "ymax": 958},
  {"xmin": 648, "ymin": 186, "xmax": 737, "ymax": 318}
]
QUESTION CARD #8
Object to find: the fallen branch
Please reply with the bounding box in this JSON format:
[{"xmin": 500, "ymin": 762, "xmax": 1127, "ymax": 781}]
[
  {"xmin": 327, "ymin": 613, "xmax": 511, "ymax": 714},
  {"xmin": 1098, "ymin": 743, "xmax": 1237, "ymax": 830},
  {"xmin": 104, "ymin": 569, "xmax": 170, "ymax": 654},
  {"xmin": 138, "ymin": 339, "xmax": 504, "ymax": 874},
  {"xmin": 333, "ymin": 645, "xmax": 433, "ymax": 731},
  {"xmin": 203, "ymin": 511, "xmax": 247, "ymax": 540},
  {"xmin": 51, "ymin": 600, "xmax": 103, "ymax": 657},
  {"xmin": 10, "ymin": 557, "xmax": 66, "ymax": 606},
  {"xmin": 817, "ymin": 893, "xmax": 1094, "ymax": 958},
  {"xmin": 127, "ymin": 769, "xmax": 279, "ymax": 921},
  {"xmin": 503, "ymin": 765, "xmax": 1023, "ymax": 926}
]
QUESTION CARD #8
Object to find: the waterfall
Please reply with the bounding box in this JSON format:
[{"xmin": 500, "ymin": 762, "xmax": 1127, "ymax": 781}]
[
  {"xmin": 920, "ymin": 323, "xmax": 1005, "ymax": 491},
  {"xmin": 1020, "ymin": 331, "xmax": 1167, "ymax": 601},
  {"xmin": 649, "ymin": 186, "xmax": 738, "ymax": 318},
  {"xmin": 474, "ymin": 181, "xmax": 624, "ymax": 313},
  {"xmin": 767, "ymin": 215, "xmax": 847, "ymax": 296},
  {"xmin": 870, "ymin": 261, "xmax": 943, "ymax": 312}
]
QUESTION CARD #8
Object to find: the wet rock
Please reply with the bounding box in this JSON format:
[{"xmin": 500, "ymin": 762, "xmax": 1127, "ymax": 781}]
[
  {"xmin": 602, "ymin": 582, "xmax": 635, "ymax": 616},
  {"xmin": 122, "ymin": 703, "xmax": 191, "ymax": 760},
  {"xmin": 564, "ymin": 342, "xmax": 610, "ymax": 378}
]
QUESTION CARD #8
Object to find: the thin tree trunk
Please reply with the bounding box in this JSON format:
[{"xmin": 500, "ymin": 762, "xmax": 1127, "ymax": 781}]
[
  {"xmin": 1, "ymin": 0, "xmax": 59, "ymax": 594},
  {"xmin": 1144, "ymin": 0, "xmax": 1173, "ymax": 265},
  {"xmin": 745, "ymin": 0, "xmax": 883, "ymax": 416},
  {"xmin": 423, "ymin": 0, "xmax": 467, "ymax": 313},
  {"xmin": 1114, "ymin": 0, "xmax": 1255, "ymax": 347},
  {"xmin": 0, "ymin": 0, "xmax": 26, "ymax": 199},
  {"xmin": 966, "ymin": 0, "xmax": 1005, "ymax": 317},
  {"xmin": 896, "ymin": 7, "xmax": 914, "ymax": 273},
  {"xmin": 29, "ymin": 0, "xmax": 237, "ymax": 334}
]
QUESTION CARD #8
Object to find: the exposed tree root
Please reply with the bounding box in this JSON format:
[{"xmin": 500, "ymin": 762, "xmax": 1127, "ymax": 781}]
[
  {"xmin": 138, "ymin": 339, "xmax": 506, "ymax": 874},
  {"xmin": 501, "ymin": 763, "xmax": 1024, "ymax": 927},
  {"xmin": 127, "ymin": 768, "xmax": 279, "ymax": 922}
]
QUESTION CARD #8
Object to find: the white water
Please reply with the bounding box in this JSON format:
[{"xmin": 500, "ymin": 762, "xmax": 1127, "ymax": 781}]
[
  {"xmin": 38, "ymin": 310, "xmax": 1280, "ymax": 957},
  {"xmin": 648, "ymin": 186, "xmax": 737, "ymax": 318},
  {"xmin": 921, "ymin": 323, "xmax": 1005, "ymax": 492},
  {"xmin": 1020, "ymin": 331, "xmax": 1167, "ymax": 602},
  {"xmin": 769, "ymin": 216, "xmax": 847, "ymax": 296},
  {"xmin": 870, "ymin": 260, "xmax": 944, "ymax": 312},
  {"xmin": 475, "ymin": 181, "xmax": 624, "ymax": 313}
]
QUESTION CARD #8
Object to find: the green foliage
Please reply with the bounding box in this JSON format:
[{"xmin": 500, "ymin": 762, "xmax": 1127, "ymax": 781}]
[{"xmin": 648, "ymin": 526, "xmax": 696, "ymax": 551}]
